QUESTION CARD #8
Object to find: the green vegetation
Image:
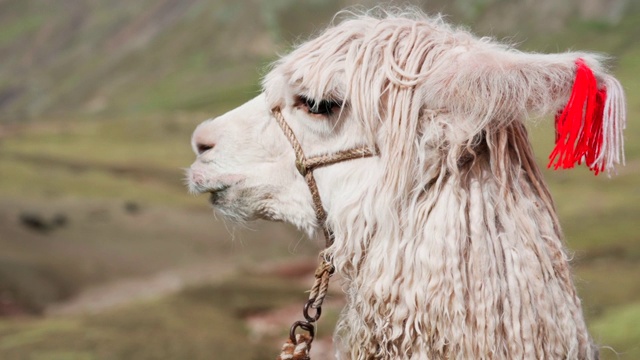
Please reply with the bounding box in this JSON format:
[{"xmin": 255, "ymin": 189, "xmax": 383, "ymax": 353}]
[
  {"xmin": 0, "ymin": 114, "xmax": 202, "ymax": 206},
  {"xmin": 0, "ymin": 275, "xmax": 306, "ymax": 360},
  {"xmin": 592, "ymin": 303, "xmax": 640, "ymax": 360}
]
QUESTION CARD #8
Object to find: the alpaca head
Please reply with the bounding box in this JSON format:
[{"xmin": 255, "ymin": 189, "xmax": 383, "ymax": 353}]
[
  {"xmin": 186, "ymin": 89, "xmax": 378, "ymax": 235},
  {"xmin": 187, "ymin": 11, "xmax": 625, "ymax": 240}
]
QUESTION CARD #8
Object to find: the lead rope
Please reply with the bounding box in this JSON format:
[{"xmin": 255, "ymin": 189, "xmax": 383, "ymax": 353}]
[{"xmin": 272, "ymin": 107, "xmax": 375, "ymax": 360}]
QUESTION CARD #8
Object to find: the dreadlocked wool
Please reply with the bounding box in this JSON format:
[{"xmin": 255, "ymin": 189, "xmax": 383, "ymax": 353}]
[
  {"xmin": 191, "ymin": 8, "xmax": 626, "ymax": 360},
  {"xmin": 263, "ymin": 10, "xmax": 624, "ymax": 359}
]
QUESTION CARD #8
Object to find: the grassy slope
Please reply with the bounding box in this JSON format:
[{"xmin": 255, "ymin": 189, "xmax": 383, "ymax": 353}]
[
  {"xmin": 0, "ymin": 0, "xmax": 355, "ymax": 122},
  {"xmin": 0, "ymin": 0, "xmax": 256, "ymax": 120},
  {"xmin": 0, "ymin": 1, "xmax": 638, "ymax": 359},
  {"xmin": 0, "ymin": 275, "xmax": 309, "ymax": 360}
]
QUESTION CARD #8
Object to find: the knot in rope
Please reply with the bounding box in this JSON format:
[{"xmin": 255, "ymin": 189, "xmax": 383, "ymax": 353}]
[
  {"xmin": 308, "ymin": 257, "xmax": 334, "ymax": 309},
  {"xmin": 276, "ymin": 333, "xmax": 313, "ymax": 360}
]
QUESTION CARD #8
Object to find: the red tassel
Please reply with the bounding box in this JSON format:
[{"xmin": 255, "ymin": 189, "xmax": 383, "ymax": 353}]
[{"xmin": 548, "ymin": 59, "xmax": 606, "ymax": 174}]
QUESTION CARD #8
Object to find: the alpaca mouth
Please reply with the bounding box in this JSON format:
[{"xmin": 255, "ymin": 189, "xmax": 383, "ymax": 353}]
[{"xmin": 207, "ymin": 185, "xmax": 230, "ymax": 204}]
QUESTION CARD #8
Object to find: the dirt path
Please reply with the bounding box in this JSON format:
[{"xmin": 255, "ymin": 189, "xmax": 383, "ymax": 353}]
[
  {"xmin": 45, "ymin": 257, "xmax": 341, "ymax": 359},
  {"xmin": 46, "ymin": 261, "xmax": 235, "ymax": 316}
]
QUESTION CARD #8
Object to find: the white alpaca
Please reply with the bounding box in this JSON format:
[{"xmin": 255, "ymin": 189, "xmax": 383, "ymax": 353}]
[{"xmin": 188, "ymin": 10, "xmax": 625, "ymax": 360}]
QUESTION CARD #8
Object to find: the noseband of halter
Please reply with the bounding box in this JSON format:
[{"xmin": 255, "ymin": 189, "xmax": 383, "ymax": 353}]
[{"xmin": 271, "ymin": 106, "xmax": 377, "ymax": 248}]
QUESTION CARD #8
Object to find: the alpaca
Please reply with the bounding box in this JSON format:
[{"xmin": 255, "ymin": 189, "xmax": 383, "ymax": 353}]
[{"xmin": 187, "ymin": 10, "xmax": 626, "ymax": 360}]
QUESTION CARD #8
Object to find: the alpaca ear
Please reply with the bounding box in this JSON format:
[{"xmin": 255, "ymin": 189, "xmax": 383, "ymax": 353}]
[{"xmin": 428, "ymin": 49, "xmax": 626, "ymax": 175}]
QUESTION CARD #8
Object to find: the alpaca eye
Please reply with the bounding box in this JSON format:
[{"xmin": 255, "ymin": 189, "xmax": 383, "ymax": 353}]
[{"xmin": 298, "ymin": 95, "xmax": 342, "ymax": 116}]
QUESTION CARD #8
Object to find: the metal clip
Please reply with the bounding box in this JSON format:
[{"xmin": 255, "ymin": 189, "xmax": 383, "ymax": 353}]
[
  {"xmin": 289, "ymin": 320, "xmax": 315, "ymax": 344},
  {"xmin": 303, "ymin": 299, "xmax": 322, "ymax": 322}
]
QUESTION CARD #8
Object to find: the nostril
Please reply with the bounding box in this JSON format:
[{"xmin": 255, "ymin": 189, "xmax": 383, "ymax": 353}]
[{"xmin": 197, "ymin": 143, "xmax": 214, "ymax": 155}]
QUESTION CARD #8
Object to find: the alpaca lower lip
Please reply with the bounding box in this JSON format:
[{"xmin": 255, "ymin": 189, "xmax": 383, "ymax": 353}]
[
  {"xmin": 207, "ymin": 185, "xmax": 230, "ymax": 204},
  {"xmin": 209, "ymin": 192, "xmax": 221, "ymax": 205}
]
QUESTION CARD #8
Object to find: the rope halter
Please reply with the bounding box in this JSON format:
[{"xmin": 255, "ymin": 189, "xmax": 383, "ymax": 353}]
[
  {"xmin": 271, "ymin": 106, "xmax": 376, "ymax": 358},
  {"xmin": 271, "ymin": 106, "xmax": 376, "ymax": 247}
]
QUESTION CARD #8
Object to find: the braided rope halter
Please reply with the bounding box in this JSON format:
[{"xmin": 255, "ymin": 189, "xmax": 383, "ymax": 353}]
[{"xmin": 272, "ymin": 107, "xmax": 376, "ymax": 360}]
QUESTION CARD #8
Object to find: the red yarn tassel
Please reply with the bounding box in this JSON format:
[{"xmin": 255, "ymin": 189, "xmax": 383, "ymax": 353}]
[{"xmin": 548, "ymin": 59, "xmax": 606, "ymax": 174}]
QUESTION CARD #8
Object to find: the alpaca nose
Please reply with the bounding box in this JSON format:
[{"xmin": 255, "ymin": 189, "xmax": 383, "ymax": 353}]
[{"xmin": 192, "ymin": 121, "xmax": 217, "ymax": 155}]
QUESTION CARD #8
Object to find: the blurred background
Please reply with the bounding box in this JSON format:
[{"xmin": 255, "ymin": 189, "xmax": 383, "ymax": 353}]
[{"xmin": 0, "ymin": 0, "xmax": 638, "ymax": 359}]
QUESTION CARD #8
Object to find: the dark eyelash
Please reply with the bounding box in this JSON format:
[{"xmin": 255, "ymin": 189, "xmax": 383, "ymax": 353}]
[{"xmin": 299, "ymin": 95, "xmax": 342, "ymax": 115}]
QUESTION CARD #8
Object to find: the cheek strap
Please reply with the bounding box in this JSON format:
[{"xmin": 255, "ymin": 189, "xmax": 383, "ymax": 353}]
[{"xmin": 272, "ymin": 106, "xmax": 376, "ymax": 247}]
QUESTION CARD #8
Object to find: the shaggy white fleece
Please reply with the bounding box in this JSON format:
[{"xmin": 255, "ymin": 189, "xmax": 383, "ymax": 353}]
[{"xmin": 189, "ymin": 9, "xmax": 626, "ymax": 360}]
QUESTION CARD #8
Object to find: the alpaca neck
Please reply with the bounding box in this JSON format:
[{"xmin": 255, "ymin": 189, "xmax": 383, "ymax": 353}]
[{"xmin": 329, "ymin": 123, "xmax": 596, "ymax": 359}]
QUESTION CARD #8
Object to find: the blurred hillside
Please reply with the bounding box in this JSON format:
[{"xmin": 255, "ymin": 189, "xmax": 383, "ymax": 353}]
[{"xmin": 1, "ymin": 0, "xmax": 638, "ymax": 122}]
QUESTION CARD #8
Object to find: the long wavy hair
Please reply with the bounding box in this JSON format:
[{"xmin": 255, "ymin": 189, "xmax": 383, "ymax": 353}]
[{"xmin": 263, "ymin": 9, "xmax": 624, "ymax": 359}]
